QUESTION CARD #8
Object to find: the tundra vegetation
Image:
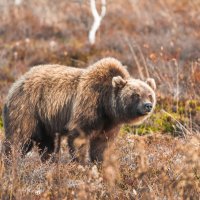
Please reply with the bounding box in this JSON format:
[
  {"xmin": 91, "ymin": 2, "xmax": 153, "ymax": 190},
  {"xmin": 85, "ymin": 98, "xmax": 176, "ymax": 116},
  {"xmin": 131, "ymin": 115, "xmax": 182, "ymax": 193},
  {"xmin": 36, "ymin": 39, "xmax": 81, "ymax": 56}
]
[{"xmin": 0, "ymin": 0, "xmax": 199, "ymax": 199}]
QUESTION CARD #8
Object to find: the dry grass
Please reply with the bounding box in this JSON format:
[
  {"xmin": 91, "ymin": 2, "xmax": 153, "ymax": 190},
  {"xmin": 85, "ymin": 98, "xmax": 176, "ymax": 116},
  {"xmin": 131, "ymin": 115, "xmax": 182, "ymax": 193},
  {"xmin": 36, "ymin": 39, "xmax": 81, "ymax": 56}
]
[
  {"xmin": 0, "ymin": 0, "xmax": 200, "ymax": 199},
  {"xmin": 0, "ymin": 131, "xmax": 199, "ymax": 199}
]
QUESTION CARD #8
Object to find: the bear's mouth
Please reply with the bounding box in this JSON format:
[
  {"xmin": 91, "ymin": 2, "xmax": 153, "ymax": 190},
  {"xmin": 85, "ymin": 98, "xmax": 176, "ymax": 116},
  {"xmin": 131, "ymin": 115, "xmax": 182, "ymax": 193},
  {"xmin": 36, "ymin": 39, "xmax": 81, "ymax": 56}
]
[
  {"xmin": 140, "ymin": 112, "xmax": 148, "ymax": 116},
  {"xmin": 137, "ymin": 110, "xmax": 149, "ymax": 116}
]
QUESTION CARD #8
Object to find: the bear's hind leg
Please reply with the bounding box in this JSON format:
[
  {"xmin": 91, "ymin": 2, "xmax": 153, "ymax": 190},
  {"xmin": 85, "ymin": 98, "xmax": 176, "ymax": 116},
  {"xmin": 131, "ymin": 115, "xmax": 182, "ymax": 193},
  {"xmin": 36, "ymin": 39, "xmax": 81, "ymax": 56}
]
[
  {"xmin": 21, "ymin": 140, "xmax": 34, "ymax": 156},
  {"xmin": 36, "ymin": 132, "xmax": 61, "ymax": 162},
  {"xmin": 37, "ymin": 135, "xmax": 55, "ymax": 162}
]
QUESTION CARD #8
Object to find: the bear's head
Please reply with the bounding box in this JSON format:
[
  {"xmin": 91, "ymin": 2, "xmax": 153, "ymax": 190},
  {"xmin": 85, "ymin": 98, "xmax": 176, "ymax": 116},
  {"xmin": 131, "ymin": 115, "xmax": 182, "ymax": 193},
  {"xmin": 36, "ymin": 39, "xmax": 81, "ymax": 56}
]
[{"xmin": 112, "ymin": 76, "xmax": 156, "ymax": 125}]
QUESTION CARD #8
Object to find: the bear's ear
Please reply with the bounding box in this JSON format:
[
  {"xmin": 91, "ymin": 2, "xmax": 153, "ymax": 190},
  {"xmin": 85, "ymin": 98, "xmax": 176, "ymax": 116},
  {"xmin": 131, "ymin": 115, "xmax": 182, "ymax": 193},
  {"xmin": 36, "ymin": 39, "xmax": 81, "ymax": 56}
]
[
  {"xmin": 146, "ymin": 78, "xmax": 156, "ymax": 90},
  {"xmin": 112, "ymin": 76, "xmax": 127, "ymax": 88}
]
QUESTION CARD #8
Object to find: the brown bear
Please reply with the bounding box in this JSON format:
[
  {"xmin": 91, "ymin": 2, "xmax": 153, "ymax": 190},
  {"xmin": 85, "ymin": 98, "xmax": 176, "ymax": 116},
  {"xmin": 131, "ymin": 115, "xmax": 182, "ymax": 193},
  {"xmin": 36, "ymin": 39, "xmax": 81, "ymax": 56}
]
[{"xmin": 3, "ymin": 57, "xmax": 156, "ymax": 162}]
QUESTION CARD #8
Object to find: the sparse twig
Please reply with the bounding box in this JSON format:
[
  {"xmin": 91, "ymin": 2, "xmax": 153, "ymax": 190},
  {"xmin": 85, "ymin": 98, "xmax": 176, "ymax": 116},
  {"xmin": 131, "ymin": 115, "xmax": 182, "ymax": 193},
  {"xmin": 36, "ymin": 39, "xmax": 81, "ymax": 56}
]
[
  {"xmin": 134, "ymin": 41, "xmax": 150, "ymax": 78},
  {"xmin": 161, "ymin": 109, "xmax": 190, "ymax": 137},
  {"xmin": 174, "ymin": 59, "xmax": 179, "ymax": 111},
  {"xmin": 125, "ymin": 37, "xmax": 144, "ymax": 79}
]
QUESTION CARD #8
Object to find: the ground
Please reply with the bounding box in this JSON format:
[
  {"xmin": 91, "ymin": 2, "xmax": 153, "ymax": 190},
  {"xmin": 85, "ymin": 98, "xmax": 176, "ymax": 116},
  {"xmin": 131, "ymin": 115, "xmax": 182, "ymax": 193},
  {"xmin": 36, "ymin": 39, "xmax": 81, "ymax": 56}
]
[
  {"xmin": 0, "ymin": 0, "xmax": 199, "ymax": 199},
  {"xmin": 0, "ymin": 130, "xmax": 199, "ymax": 199}
]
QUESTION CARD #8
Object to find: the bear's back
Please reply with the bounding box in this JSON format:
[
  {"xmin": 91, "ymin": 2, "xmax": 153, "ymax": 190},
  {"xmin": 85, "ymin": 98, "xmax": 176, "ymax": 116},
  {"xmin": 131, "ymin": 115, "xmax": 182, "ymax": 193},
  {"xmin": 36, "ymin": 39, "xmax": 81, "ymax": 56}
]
[
  {"xmin": 4, "ymin": 64, "xmax": 84, "ymax": 135},
  {"xmin": 7, "ymin": 64, "xmax": 83, "ymax": 102}
]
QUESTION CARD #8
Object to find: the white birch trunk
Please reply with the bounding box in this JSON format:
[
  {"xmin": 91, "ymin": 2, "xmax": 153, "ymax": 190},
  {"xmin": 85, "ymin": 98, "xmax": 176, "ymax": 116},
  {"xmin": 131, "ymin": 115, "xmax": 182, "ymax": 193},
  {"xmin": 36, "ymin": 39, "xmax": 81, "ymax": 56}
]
[
  {"xmin": 15, "ymin": 0, "xmax": 22, "ymax": 5},
  {"xmin": 89, "ymin": 0, "xmax": 106, "ymax": 45}
]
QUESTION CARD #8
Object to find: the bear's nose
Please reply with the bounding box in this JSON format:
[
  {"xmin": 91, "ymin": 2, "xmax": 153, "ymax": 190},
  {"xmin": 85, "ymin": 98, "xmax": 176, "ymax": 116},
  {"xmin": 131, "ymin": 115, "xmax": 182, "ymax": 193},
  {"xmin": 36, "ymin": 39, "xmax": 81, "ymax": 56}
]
[{"xmin": 144, "ymin": 103, "xmax": 152, "ymax": 112}]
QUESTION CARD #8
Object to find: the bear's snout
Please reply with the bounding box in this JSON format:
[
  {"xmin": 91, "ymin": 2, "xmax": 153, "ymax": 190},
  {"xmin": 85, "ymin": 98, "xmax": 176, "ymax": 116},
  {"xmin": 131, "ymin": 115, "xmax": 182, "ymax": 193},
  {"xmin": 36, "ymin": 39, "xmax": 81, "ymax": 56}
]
[
  {"xmin": 136, "ymin": 102, "xmax": 153, "ymax": 116},
  {"xmin": 144, "ymin": 102, "xmax": 153, "ymax": 113}
]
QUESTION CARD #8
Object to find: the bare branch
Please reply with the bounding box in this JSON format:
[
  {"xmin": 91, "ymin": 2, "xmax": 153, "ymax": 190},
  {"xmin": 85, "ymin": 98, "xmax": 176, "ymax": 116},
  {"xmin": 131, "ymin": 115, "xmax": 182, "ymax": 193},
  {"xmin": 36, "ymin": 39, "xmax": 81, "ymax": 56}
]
[
  {"xmin": 14, "ymin": 0, "xmax": 22, "ymax": 5},
  {"xmin": 100, "ymin": 0, "xmax": 106, "ymax": 17},
  {"xmin": 125, "ymin": 37, "xmax": 145, "ymax": 80},
  {"xmin": 90, "ymin": 0, "xmax": 99, "ymax": 20},
  {"xmin": 89, "ymin": 0, "xmax": 106, "ymax": 45}
]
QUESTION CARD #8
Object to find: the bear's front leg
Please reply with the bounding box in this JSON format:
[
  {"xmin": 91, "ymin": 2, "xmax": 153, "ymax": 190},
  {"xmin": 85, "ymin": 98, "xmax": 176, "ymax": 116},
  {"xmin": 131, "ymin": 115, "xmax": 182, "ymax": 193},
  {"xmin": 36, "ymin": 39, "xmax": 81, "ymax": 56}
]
[
  {"xmin": 67, "ymin": 129, "xmax": 87, "ymax": 163},
  {"xmin": 89, "ymin": 127, "xmax": 120, "ymax": 163},
  {"xmin": 89, "ymin": 135, "xmax": 108, "ymax": 163}
]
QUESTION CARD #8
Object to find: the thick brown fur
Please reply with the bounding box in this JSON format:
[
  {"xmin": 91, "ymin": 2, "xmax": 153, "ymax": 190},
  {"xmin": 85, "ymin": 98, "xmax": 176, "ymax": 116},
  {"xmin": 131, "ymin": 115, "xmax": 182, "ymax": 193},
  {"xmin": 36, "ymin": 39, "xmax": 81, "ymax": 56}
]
[{"xmin": 3, "ymin": 58, "xmax": 156, "ymax": 163}]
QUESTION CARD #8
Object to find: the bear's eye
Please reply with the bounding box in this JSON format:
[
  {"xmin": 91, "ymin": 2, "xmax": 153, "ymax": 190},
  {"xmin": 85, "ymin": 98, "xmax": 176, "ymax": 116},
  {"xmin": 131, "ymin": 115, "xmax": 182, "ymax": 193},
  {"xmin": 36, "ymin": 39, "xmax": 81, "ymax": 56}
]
[
  {"xmin": 132, "ymin": 93, "xmax": 140, "ymax": 99},
  {"xmin": 148, "ymin": 94, "xmax": 153, "ymax": 100}
]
